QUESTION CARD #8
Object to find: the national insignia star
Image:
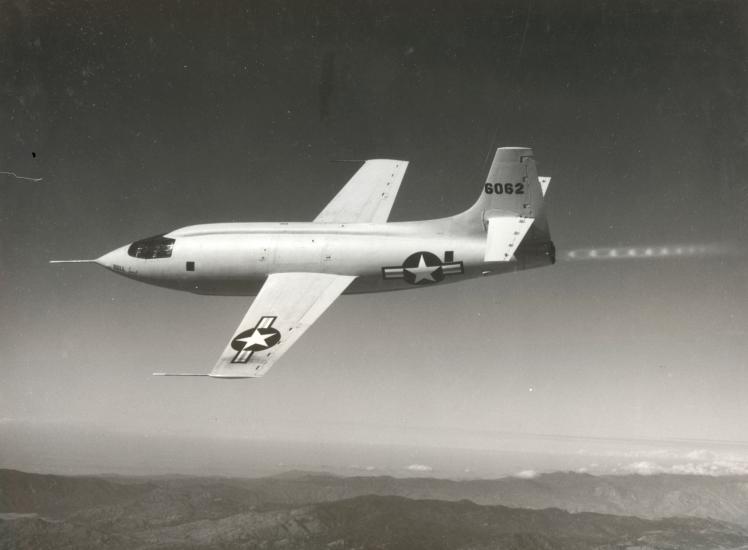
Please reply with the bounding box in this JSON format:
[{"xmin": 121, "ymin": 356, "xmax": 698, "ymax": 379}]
[
  {"xmin": 404, "ymin": 254, "xmax": 439, "ymax": 283},
  {"xmin": 236, "ymin": 329, "xmax": 274, "ymax": 350}
]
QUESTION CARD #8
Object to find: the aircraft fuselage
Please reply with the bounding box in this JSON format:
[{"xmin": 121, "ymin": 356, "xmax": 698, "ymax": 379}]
[{"xmin": 96, "ymin": 220, "xmax": 555, "ymax": 296}]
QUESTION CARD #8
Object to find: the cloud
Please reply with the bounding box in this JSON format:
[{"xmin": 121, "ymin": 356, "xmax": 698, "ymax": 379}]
[
  {"xmin": 622, "ymin": 461, "xmax": 665, "ymax": 475},
  {"xmin": 347, "ymin": 465, "xmax": 378, "ymax": 472},
  {"xmin": 620, "ymin": 451, "xmax": 748, "ymax": 476},
  {"xmin": 515, "ymin": 469, "xmax": 539, "ymax": 479},
  {"xmin": 406, "ymin": 464, "xmax": 433, "ymax": 472},
  {"xmin": 578, "ymin": 446, "xmax": 748, "ymax": 476},
  {"xmin": 685, "ymin": 449, "xmax": 716, "ymax": 461}
]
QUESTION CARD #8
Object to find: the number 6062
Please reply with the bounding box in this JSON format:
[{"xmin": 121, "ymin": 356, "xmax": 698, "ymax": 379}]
[{"xmin": 484, "ymin": 182, "xmax": 524, "ymax": 195}]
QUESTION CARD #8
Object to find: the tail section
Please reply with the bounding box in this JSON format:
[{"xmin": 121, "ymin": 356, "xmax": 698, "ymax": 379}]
[
  {"xmin": 458, "ymin": 147, "xmax": 546, "ymax": 227},
  {"xmin": 451, "ymin": 147, "xmax": 554, "ymax": 264}
]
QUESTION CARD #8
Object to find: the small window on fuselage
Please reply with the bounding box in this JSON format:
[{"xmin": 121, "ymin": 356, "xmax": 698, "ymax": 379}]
[
  {"xmin": 186, "ymin": 261, "xmax": 195, "ymax": 271},
  {"xmin": 127, "ymin": 235, "xmax": 175, "ymax": 259}
]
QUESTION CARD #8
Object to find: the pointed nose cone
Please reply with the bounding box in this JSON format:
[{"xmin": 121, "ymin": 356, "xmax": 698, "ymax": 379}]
[{"xmin": 96, "ymin": 245, "xmax": 129, "ymax": 270}]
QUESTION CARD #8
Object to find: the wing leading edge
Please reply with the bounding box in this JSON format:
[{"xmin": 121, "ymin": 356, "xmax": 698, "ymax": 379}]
[
  {"xmin": 314, "ymin": 159, "xmax": 408, "ymax": 223},
  {"xmin": 209, "ymin": 272, "xmax": 356, "ymax": 378}
]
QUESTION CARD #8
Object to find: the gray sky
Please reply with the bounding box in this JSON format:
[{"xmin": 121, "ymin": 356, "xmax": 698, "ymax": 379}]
[{"xmin": 2, "ymin": 0, "xmax": 748, "ymax": 477}]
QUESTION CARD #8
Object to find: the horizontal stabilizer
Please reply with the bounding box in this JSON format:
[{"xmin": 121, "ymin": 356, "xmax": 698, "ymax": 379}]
[
  {"xmin": 539, "ymin": 176, "xmax": 551, "ymax": 196},
  {"xmin": 484, "ymin": 216, "xmax": 534, "ymax": 262}
]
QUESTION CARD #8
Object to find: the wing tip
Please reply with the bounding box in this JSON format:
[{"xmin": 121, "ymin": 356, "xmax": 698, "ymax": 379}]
[
  {"xmin": 152, "ymin": 372, "xmax": 210, "ymax": 377},
  {"xmin": 331, "ymin": 158, "xmax": 408, "ymax": 164},
  {"xmin": 152, "ymin": 372, "xmax": 261, "ymax": 379}
]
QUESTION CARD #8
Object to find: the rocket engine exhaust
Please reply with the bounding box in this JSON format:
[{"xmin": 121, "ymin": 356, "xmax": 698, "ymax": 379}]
[{"xmin": 560, "ymin": 243, "xmax": 743, "ymax": 262}]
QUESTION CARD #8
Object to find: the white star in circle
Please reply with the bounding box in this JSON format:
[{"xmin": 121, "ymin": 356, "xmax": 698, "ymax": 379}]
[
  {"xmin": 404, "ymin": 254, "xmax": 440, "ymax": 283},
  {"xmin": 236, "ymin": 329, "xmax": 275, "ymax": 350}
]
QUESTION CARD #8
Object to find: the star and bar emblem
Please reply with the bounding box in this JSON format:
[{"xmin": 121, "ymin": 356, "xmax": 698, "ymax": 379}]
[
  {"xmin": 382, "ymin": 251, "xmax": 464, "ymax": 285},
  {"xmin": 230, "ymin": 316, "xmax": 281, "ymax": 364}
]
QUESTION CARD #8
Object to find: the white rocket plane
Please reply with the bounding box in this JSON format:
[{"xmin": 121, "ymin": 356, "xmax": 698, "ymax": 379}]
[{"xmin": 52, "ymin": 147, "xmax": 554, "ymax": 378}]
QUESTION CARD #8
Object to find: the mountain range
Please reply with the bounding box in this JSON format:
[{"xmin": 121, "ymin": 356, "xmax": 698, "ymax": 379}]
[{"xmin": 3, "ymin": 469, "xmax": 748, "ymax": 549}]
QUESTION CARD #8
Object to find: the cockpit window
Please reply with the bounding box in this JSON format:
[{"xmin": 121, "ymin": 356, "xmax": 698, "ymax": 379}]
[{"xmin": 127, "ymin": 235, "xmax": 175, "ymax": 259}]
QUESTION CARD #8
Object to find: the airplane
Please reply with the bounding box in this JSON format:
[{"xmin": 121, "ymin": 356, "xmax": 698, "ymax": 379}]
[{"xmin": 51, "ymin": 147, "xmax": 555, "ymax": 378}]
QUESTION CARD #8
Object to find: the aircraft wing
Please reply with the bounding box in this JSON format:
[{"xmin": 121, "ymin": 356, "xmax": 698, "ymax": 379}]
[
  {"xmin": 209, "ymin": 272, "xmax": 356, "ymax": 378},
  {"xmin": 314, "ymin": 159, "xmax": 409, "ymax": 223}
]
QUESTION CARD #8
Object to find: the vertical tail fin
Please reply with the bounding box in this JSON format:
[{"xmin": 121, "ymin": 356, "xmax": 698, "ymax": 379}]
[
  {"xmin": 483, "ymin": 147, "xmax": 542, "ymax": 219},
  {"xmin": 454, "ymin": 147, "xmax": 551, "ymax": 233},
  {"xmin": 451, "ymin": 147, "xmax": 553, "ymax": 263},
  {"xmin": 464, "ymin": 147, "xmax": 544, "ymax": 221}
]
